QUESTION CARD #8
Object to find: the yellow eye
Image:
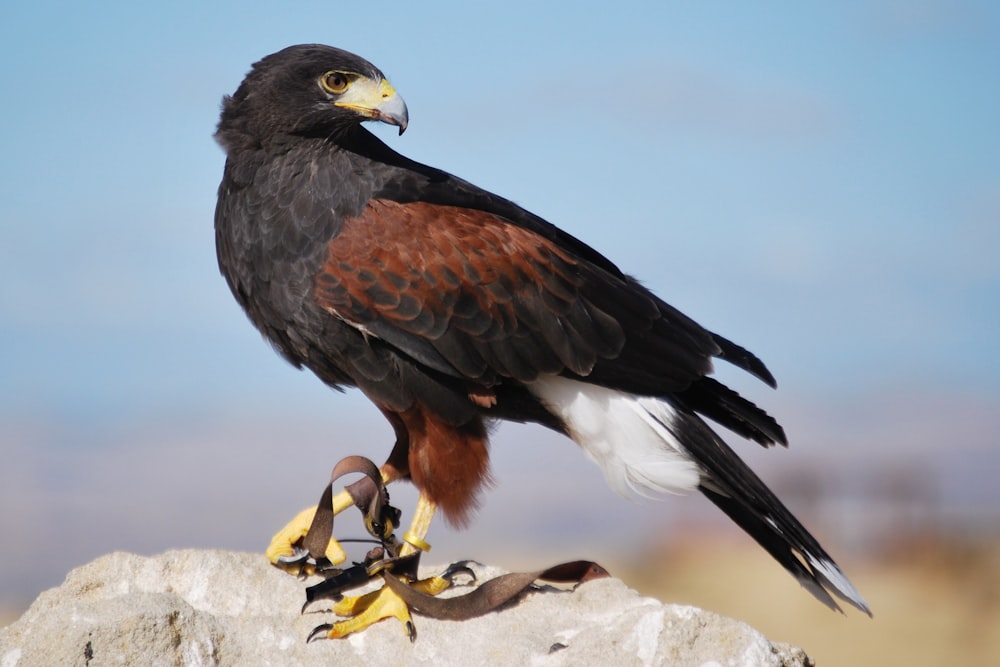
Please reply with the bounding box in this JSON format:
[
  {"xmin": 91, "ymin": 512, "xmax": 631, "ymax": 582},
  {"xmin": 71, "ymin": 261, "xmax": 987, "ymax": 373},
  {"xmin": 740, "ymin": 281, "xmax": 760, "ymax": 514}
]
[{"xmin": 321, "ymin": 71, "xmax": 350, "ymax": 94}]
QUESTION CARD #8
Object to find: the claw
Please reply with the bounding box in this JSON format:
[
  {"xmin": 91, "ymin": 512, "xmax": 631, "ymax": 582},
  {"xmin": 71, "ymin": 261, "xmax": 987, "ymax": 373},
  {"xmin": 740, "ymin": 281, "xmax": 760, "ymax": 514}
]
[
  {"xmin": 266, "ymin": 505, "xmax": 348, "ymax": 576},
  {"xmin": 275, "ymin": 547, "xmax": 310, "ymax": 568},
  {"xmin": 307, "ymin": 623, "xmax": 334, "ymax": 643},
  {"xmin": 440, "ymin": 560, "xmax": 478, "ymax": 585},
  {"xmin": 274, "ymin": 546, "xmax": 317, "ymax": 578},
  {"xmin": 272, "ymin": 547, "xmax": 339, "ymax": 579}
]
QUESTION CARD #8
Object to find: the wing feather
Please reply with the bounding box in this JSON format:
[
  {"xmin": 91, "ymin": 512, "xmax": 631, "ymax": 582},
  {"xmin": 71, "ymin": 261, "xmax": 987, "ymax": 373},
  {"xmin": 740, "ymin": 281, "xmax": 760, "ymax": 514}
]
[{"xmin": 313, "ymin": 199, "xmax": 626, "ymax": 382}]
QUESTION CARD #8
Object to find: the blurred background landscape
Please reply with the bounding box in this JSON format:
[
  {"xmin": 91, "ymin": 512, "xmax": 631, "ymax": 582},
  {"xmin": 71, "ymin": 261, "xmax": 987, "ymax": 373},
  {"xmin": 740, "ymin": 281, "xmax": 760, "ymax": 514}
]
[{"xmin": 2, "ymin": 2, "xmax": 998, "ymax": 664}]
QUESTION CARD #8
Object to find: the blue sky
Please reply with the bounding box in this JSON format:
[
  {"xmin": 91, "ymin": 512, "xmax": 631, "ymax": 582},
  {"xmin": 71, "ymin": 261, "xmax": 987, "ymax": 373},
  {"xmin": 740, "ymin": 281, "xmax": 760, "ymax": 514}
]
[{"xmin": 2, "ymin": 1, "xmax": 999, "ymax": 609}]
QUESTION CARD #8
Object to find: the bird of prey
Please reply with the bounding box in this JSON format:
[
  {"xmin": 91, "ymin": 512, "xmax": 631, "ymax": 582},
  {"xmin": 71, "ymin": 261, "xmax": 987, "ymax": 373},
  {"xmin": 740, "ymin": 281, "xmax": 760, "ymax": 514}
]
[{"xmin": 214, "ymin": 44, "xmax": 870, "ymax": 638}]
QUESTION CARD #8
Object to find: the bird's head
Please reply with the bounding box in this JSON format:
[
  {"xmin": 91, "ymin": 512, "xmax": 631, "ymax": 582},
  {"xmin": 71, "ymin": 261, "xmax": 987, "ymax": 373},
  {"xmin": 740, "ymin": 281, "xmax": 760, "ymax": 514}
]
[{"xmin": 216, "ymin": 44, "xmax": 408, "ymax": 151}]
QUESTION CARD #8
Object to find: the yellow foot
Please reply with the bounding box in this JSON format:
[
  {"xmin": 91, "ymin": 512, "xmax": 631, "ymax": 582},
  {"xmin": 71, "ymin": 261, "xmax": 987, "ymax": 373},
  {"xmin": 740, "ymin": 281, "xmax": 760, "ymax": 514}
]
[
  {"xmin": 267, "ymin": 463, "xmax": 395, "ymax": 575},
  {"xmin": 265, "ymin": 505, "xmax": 347, "ymax": 576},
  {"xmin": 308, "ymin": 574, "xmax": 455, "ymax": 642}
]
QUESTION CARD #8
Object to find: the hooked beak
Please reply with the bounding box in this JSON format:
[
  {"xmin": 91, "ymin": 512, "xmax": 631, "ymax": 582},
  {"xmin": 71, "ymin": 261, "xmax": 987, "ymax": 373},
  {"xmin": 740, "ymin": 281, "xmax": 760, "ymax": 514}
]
[{"xmin": 335, "ymin": 77, "xmax": 409, "ymax": 135}]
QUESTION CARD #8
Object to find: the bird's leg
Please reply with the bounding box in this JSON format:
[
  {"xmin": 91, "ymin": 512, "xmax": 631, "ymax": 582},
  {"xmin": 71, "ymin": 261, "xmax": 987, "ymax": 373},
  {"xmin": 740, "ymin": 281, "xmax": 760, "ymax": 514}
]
[
  {"xmin": 399, "ymin": 492, "xmax": 436, "ymax": 556},
  {"xmin": 310, "ymin": 493, "xmax": 456, "ymax": 641},
  {"xmin": 266, "ymin": 467, "xmax": 398, "ymax": 576}
]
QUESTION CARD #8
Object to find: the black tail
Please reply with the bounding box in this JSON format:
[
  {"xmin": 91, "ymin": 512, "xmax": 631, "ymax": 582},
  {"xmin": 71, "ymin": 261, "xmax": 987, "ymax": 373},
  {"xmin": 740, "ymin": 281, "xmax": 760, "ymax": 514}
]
[
  {"xmin": 679, "ymin": 377, "xmax": 787, "ymax": 448},
  {"xmin": 671, "ymin": 409, "xmax": 871, "ymax": 615}
]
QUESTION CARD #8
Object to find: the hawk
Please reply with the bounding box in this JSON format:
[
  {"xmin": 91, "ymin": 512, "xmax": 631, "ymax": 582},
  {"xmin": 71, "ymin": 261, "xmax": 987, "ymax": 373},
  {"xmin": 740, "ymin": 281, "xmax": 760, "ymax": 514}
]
[{"xmin": 214, "ymin": 44, "xmax": 870, "ymax": 638}]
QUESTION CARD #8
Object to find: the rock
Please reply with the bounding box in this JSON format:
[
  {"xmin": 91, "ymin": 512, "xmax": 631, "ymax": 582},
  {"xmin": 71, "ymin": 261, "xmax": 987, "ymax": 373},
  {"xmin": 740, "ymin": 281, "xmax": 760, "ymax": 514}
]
[{"xmin": 0, "ymin": 549, "xmax": 812, "ymax": 666}]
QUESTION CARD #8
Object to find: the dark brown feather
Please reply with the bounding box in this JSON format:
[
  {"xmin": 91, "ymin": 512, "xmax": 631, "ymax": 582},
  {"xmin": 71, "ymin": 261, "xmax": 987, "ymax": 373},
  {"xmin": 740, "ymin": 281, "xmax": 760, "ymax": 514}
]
[
  {"xmin": 379, "ymin": 402, "xmax": 492, "ymax": 527},
  {"xmin": 313, "ymin": 199, "xmax": 624, "ymax": 383}
]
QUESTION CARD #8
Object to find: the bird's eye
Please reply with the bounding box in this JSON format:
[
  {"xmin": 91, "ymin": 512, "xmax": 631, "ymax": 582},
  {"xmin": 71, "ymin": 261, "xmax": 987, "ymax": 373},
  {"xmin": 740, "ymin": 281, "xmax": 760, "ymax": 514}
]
[{"xmin": 320, "ymin": 71, "xmax": 350, "ymax": 94}]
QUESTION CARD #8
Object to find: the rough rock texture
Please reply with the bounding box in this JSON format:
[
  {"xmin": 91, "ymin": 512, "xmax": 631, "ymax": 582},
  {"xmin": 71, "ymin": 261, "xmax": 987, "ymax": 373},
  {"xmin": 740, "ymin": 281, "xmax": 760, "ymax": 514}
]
[{"xmin": 0, "ymin": 550, "xmax": 812, "ymax": 666}]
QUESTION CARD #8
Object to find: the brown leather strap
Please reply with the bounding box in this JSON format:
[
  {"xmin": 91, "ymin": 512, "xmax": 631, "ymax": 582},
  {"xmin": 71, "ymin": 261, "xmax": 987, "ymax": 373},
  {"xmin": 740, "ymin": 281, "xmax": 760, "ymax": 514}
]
[
  {"xmin": 302, "ymin": 455, "xmax": 389, "ymax": 560},
  {"xmin": 382, "ymin": 560, "xmax": 609, "ymax": 621},
  {"xmin": 302, "ymin": 482, "xmax": 335, "ymax": 560},
  {"xmin": 299, "ymin": 455, "xmax": 610, "ymax": 623}
]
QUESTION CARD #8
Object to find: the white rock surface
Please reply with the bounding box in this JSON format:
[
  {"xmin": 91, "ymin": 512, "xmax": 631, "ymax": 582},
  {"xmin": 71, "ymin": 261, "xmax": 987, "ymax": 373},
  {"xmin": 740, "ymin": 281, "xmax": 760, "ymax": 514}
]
[{"xmin": 0, "ymin": 549, "xmax": 812, "ymax": 666}]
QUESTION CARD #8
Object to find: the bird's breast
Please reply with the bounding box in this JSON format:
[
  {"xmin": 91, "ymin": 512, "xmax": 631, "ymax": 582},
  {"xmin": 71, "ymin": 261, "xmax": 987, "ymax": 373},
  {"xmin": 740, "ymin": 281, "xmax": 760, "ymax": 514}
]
[{"xmin": 215, "ymin": 148, "xmax": 368, "ymax": 364}]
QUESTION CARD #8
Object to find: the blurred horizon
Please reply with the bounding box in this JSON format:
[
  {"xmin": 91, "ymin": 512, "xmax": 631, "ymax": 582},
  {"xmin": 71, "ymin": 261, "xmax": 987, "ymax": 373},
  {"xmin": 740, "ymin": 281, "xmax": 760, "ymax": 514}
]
[{"xmin": 2, "ymin": 4, "xmax": 998, "ymax": 655}]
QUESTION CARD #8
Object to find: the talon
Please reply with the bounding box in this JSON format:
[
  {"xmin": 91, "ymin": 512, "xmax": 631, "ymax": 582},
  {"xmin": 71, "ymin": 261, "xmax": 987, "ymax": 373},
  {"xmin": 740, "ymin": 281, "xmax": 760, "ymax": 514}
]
[
  {"xmin": 266, "ymin": 500, "xmax": 350, "ymax": 575},
  {"xmin": 275, "ymin": 547, "xmax": 309, "ymax": 568},
  {"xmin": 275, "ymin": 544, "xmax": 339, "ymax": 573},
  {"xmin": 274, "ymin": 546, "xmax": 319, "ymax": 578},
  {"xmin": 277, "ymin": 556, "xmax": 317, "ymax": 578},
  {"xmin": 307, "ymin": 623, "xmax": 334, "ymax": 643},
  {"xmin": 441, "ymin": 560, "xmax": 477, "ymax": 585},
  {"xmin": 271, "ymin": 546, "xmax": 338, "ymax": 579}
]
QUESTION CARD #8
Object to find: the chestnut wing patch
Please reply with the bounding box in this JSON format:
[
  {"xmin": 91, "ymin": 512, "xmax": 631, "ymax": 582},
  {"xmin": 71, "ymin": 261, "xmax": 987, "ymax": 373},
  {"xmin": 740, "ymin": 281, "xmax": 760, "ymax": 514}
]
[{"xmin": 314, "ymin": 199, "xmax": 624, "ymax": 383}]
